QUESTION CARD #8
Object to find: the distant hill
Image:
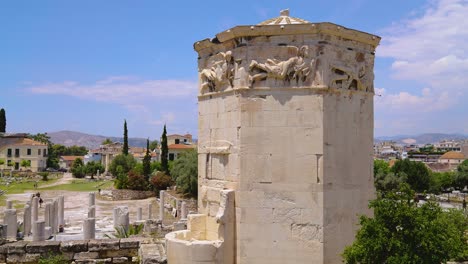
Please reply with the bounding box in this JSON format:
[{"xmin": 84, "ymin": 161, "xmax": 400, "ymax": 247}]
[
  {"xmin": 375, "ymin": 133, "xmax": 468, "ymax": 145},
  {"xmin": 47, "ymin": 130, "xmax": 148, "ymax": 149}
]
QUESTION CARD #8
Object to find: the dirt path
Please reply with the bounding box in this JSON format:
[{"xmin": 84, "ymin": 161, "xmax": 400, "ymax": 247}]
[{"xmin": 38, "ymin": 172, "xmax": 74, "ymax": 188}]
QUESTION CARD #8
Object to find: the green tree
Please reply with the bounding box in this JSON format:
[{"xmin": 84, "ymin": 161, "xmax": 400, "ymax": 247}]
[
  {"xmin": 374, "ymin": 171, "xmax": 405, "ymax": 193},
  {"xmin": 20, "ymin": 160, "xmax": 31, "ymax": 170},
  {"xmin": 71, "ymin": 158, "xmax": 85, "ymax": 178},
  {"xmin": 102, "ymin": 138, "xmax": 112, "ymax": 145},
  {"xmin": 0, "ymin": 159, "xmax": 5, "ymax": 166},
  {"xmin": 343, "ymin": 184, "xmax": 468, "ymax": 263},
  {"xmin": 391, "ymin": 159, "xmax": 431, "ymax": 192},
  {"xmin": 108, "ymin": 154, "xmax": 136, "ymax": 176},
  {"xmin": 161, "ymin": 125, "xmax": 169, "ymax": 175},
  {"xmin": 143, "ymin": 139, "xmax": 152, "ymax": 180},
  {"xmin": 430, "ymin": 171, "xmax": 456, "ymax": 193},
  {"xmin": 454, "ymin": 160, "xmax": 468, "ymax": 190},
  {"xmin": 123, "ymin": 120, "xmax": 129, "ymax": 155},
  {"xmin": 84, "ymin": 161, "xmax": 104, "ymax": 179},
  {"xmin": 149, "ymin": 140, "xmax": 158, "ymax": 151},
  {"xmin": 373, "ymin": 159, "xmax": 390, "ymax": 176},
  {"xmin": 170, "ymin": 150, "xmax": 198, "ymax": 197},
  {"xmin": 0, "ymin": 108, "xmax": 5, "ymax": 133}
]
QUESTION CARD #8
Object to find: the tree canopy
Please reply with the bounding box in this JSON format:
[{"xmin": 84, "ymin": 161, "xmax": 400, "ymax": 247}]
[
  {"xmin": 143, "ymin": 138, "xmax": 151, "ymax": 180},
  {"xmin": 170, "ymin": 149, "xmax": 198, "ymax": 197},
  {"xmin": 343, "ymin": 184, "xmax": 468, "ymax": 263},
  {"xmin": 391, "ymin": 159, "xmax": 431, "ymax": 192},
  {"xmin": 123, "ymin": 120, "xmax": 129, "ymax": 155},
  {"xmin": 0, "ymin": 108, "xmax": 6, "ymax": 133},
  {"xmin": 102, "ymin": 138, "xmax": 112, "ymax": 145},
  {"xmin": 161, "ymin": 125, "xmax": 169, "ymax": 175}
]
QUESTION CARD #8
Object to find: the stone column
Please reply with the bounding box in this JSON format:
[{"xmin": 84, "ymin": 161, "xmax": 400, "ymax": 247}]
[
  {"xmin": 31, "ymin": 197, "xmax": 38, "ymax": 235},
  {"xmin": 57, "ymin": 196, "xmax": 65, "ymax": 227},
  {"xmin": 44, "ymin": 202, "xmax": 52, "ymax": 227},
  {"xmin": 6, "ymin": 200, "xmax": 12, "ymax": 209},
  {"xmin": 89, "ymin": 192, "xmax": 95, "ymax": 207},
  {"xmin": 23, "ymin": 205, "xmax": 31, "ymax": 236},
  {"xmin": 159, "ymin": 191, "xmax": 165, "ymax": 222},
  {"xmin": 4, "ymin": 209, "xmax": 17, "ymax": 239},
  {"xmin": 83, "ymin": 218, "xmax": 95, "ymax": 239},
  {"xmin": 88, "ymin": 206, "xmax": 96, "ymax": 218},
  {"xmin": 52, "ymin": 199, "xmax": 58, "ymax": 234},
  {"xmin": 113, "ymin": 206, "xmax": 129, "ymax": 232},
  {"xmin": 137, "ymin": 207, "xmax": 142, "ymax": 221},
  {"xmin": 32, "ymin": 221, "xmax": 45, "ymax": 241},
  {"xmin": 148, "ymin": 203, "xmax": 152, "ymax": 220},
  {"xmin": 181, "ymin": 201, "xmax": 187, "ymax": 220}
]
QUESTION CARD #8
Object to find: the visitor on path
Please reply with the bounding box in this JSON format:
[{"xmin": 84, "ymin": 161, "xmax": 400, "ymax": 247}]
[{"xmin": 36, "ymin": 192, "xmax": 43, "ymax": 208}]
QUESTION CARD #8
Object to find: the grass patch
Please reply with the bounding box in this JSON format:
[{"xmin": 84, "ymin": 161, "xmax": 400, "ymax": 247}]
[
  {"xmin": 40, "ymin": 179, "xmax": 114, "ymax": 192},
  {"xmin": 0, "ymin": 178, "xmax": 60, "ymax": 195}
]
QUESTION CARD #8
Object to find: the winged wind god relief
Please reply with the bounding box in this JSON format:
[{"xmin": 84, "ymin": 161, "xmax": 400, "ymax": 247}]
[
  {"xmin": 248, "ymin": 45, "xmax": 317, "ymax": 87},
  {"xmin": 199, "ymin": 51, "xmax": 236, "ymax": 94}
]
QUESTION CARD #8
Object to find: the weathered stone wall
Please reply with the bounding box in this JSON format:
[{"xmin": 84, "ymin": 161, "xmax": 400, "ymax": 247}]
[
  {"xmin": 0, "ymin": 238, "xmax": 166, "ymax": 264},
  {"xmin": 163, "ymin": 192, "xmax": 197, "ymax": 216},
  {"xmin": 100, "ymin": 190, "xmax": 155, "ymax": 201}
]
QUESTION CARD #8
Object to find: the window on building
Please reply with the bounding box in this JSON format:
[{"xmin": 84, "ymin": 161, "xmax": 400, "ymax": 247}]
[
  {"xmin": 38, "ymin": 149, "xmax": 41, "ymax": 155},
  {"xmin": 184, "ymin": 139, "xmax": 187, "ymax": 143},
  {"xmin": 15, "ymin": 149, "xmax": 20, "ymax": 157},
  {"xmin": 7, "ymin": 149, "xmax": 12, "ymax": 157},
  {"xmin": 27, "ymin": 149, "xmax": 31, "ymax": 155},
  {"xmin": 43, "ymin": 149, "xmax": 47, "ymax": 157},
  {"xmin": 169, "ymin": 153, "xmax": 175, "ymax": 161},
  {"xmin": 175, "ymin": 139, "xmax": 180, "ymax": 144}
]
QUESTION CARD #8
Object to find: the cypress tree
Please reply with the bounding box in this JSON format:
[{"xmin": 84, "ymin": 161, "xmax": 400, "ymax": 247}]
[
  {"xmin": 161, "ymin": 124, "xmax": 169, "ymax": 175},
  {"xmin": 0, "ymin": 108, "xmax": 6, "ymax": 133},
  {"xmin": 123, "ymin": 119, "xmax": 129, "ymax": 155},
  {"xmin": 143, "ymin": 138, "xmax": 151, "ymax": 180}
]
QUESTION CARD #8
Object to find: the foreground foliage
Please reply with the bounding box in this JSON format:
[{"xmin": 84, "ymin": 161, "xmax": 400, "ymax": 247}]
[
  {"xmin": 170, "ymin": 149, "xmax": 198, "ymax": 197},
  {"xmin": 343, "ymin": 184, "xmax": 468, "ymax": 263}
]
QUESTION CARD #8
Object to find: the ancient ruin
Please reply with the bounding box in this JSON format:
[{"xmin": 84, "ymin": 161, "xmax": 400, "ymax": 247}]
[{"xmin": 166, "ymin": 9, "xmax": 380, "ymax": 263}]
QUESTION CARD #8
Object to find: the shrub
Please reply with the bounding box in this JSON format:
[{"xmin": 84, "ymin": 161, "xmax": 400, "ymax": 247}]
[
  {"xmin": 126, "ymin": 170, "xmax": 148, "ymax": 191},
  {"xmin": 149, "ymin": 171, "xmax": 173, "ymax": 192}
]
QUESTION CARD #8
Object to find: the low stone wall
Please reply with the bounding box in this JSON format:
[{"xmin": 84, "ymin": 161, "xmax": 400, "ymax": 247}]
[
  {"xmin": 163, "ymin": 192, "xmax": 197, "ymax": 216},
  {"xmin": 0, "ymin": 238, "xmax": 166, "ymax": 264},
  {"xmin": 101, "ymin": 190, "xmax": 155, "ymax": 201}
]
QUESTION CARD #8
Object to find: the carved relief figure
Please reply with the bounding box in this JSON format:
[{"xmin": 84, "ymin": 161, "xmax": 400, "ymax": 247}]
[
  {"xmin": 329, "ymin": 64, "xmax": 371, "ymax": 91},
  {"xmin": 248, "ymin": 45, "xmax": 314, "ymax": 86},
  {"xmin": 200, "ymin": 51, "xmax": 235, "ymax": 94}
]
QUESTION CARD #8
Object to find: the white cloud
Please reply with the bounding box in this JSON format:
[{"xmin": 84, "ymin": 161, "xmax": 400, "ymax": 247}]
[
  {"xmin": 29, "ymin": 76, "xmax": 198, "ymax": 104},
  {"xmin": 375, "ymin": 0, "xmax": 468, "ymax": 127},
  {"xmin": 28, "ymin": 76, "xmax": 198, "ymax": 131},
  {"xmin": 375, "ymin": 87, "xmax": 451, "ymax": 112}
]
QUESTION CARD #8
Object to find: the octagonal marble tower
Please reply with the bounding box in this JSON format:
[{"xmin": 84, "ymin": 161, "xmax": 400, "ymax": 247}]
[{"xmin": 166, "ymin": 10, "xmax": 380, "ymax": 264}]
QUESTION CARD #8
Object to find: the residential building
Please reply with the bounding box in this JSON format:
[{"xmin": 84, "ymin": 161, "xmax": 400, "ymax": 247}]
[
  {"xmin": 163, "ymin": 134, "xmax": 196, "ymax": 161},
  {"xmin": 84, "ymin": 150, "xmax": 102, "ymax": 164},
  {"xmin": 434, "ymin": 140, "xmax": 461, "ymax": 152},
  {"xmin": 438, "ymin": 151, "xmax": 466, "ymax": 165},
  {"xmin": 0, "ymin": 133, "xmax": 48, "ymax": 172},
  {"xmin": 167, "ymin": 134, "xmax": 193, "ymax": 145}
]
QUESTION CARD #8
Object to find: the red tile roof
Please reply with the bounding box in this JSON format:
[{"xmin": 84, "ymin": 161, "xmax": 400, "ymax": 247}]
[{"xmin": 60, "ymin": 156, "xmax": 84, "ymax": 161}]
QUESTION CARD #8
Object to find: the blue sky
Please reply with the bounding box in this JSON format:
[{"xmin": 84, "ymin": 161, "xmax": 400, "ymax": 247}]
[{"xmin": 1, "ymin": 0, "xmax": 467, "ymax": 139}]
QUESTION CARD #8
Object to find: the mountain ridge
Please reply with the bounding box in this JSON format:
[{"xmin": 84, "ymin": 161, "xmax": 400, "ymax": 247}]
[{"xmin": 47, "ymin": 130, "xmax": 149, "ymax": 149}]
